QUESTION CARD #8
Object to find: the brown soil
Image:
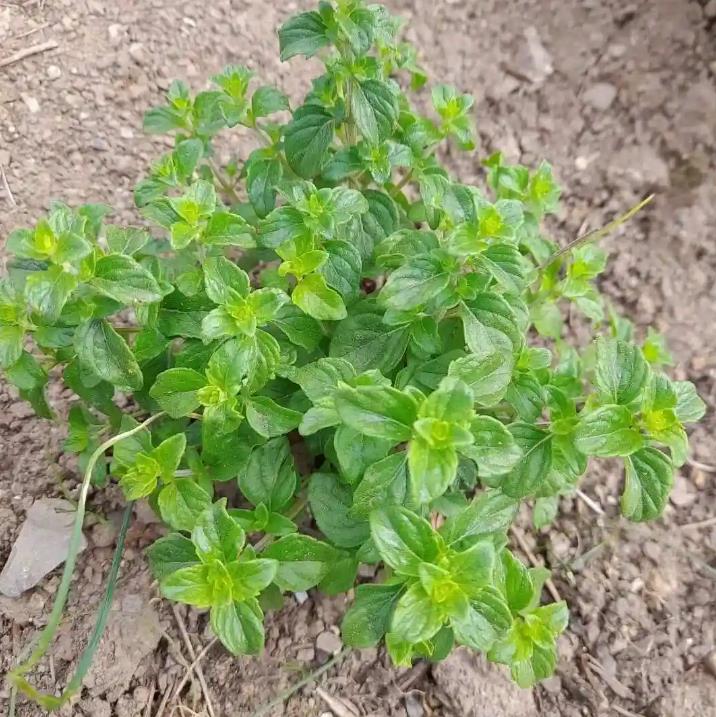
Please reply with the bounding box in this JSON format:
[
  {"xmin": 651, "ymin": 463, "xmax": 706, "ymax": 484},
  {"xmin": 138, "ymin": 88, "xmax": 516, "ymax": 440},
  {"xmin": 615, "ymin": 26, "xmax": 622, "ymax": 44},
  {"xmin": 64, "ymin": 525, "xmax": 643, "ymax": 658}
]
[{"xmin": 1, "ymin": 1, "xmax": 715, "ymax": 715}]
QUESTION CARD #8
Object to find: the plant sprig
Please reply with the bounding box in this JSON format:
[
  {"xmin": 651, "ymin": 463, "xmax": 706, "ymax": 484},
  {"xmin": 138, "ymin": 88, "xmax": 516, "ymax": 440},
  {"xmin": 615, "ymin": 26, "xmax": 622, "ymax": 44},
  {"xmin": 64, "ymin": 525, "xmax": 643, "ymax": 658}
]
[{"xmin": 3, "ymin": 0, "xmax": 705, "ymax": 708}]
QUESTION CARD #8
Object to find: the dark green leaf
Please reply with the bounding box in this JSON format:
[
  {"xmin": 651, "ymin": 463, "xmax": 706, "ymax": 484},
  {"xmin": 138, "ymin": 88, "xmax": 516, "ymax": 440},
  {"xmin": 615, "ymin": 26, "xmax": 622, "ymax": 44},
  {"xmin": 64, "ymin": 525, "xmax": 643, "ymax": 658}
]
[
  {"xmin": 239, "ymin": 437, "xmax": 297, "ymax": 512},
  {"xmin": 308, "ymin": 472, "xmax": 369, "ymax": 548},
  {"xmin": 75, "ymin": 319, "xmax": 143, "ymax": 391},
  {"xmin": 370, "ymin": 506, "xmax": 440, "ymax": 576},
  {"xmin": 284, "ymin": 104, "xmax": 334, "ymax": 178},
  {"xmin": 621, "ymin": 447, "xmax": 673, "ymax": 522}
]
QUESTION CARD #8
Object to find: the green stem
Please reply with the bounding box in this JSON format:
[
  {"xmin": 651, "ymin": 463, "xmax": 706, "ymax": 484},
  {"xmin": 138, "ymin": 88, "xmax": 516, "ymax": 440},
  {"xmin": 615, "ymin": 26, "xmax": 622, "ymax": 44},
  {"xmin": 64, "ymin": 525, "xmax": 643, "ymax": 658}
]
[
  {"xmin": 538, "ymin": 194, "xmax": 654, "ymax": 271},
  {"xmin": 208, "ymin": 158, "xmax": 241, "ymax": 205},
  {"xmin": 253, "ymin": 495, "xmax": 308, "ymax": 553},
  {"xmin": 7, "ymin": 413, "xmax": 164, "ymax": 702}
]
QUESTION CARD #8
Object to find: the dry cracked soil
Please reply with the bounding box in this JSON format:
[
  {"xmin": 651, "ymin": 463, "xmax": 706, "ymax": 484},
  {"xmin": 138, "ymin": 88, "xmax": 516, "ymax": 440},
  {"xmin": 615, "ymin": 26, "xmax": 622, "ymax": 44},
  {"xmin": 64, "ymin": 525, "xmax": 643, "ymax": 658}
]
[{"xmin": 1, "ymin": 0, "xmax": 715, "ymax": 715}]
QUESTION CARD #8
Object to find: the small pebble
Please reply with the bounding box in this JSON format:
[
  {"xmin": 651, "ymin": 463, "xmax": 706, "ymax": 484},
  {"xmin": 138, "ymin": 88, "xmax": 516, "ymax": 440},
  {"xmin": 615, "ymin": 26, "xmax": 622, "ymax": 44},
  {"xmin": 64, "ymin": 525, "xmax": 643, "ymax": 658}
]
[
  {"xmin": 46, "ymin": 65, "xmax": 62, "ymax": 80},
  {"xmin": 22, "ymin": 94, "xmax": 40, "ymax": 114},
  {"xmin": 583, "ymin": 82, "xmax": 617, "ymax": 111},
  {"xmin": 316, "ymin": 630, "xmax": 342, "ymax": 655}
]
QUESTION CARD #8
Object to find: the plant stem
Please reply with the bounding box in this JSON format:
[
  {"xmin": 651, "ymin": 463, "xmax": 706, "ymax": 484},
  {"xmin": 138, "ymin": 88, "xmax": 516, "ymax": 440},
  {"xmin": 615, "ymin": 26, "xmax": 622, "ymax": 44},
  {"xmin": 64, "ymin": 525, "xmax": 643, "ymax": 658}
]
[
  {"xmin": 7, "ymin": 413, "xmax": 164, "ymax": 702},
  {"xmin": 538, "ymin": 194, "xmax": 654, "ymax": 271},
  {"xmin": 208, "ymin": 158, "xmax": 241, "ymax": 205},
  {"xmin": 253, "ymin": 495, "xmax": 308, "ymax": 553}
]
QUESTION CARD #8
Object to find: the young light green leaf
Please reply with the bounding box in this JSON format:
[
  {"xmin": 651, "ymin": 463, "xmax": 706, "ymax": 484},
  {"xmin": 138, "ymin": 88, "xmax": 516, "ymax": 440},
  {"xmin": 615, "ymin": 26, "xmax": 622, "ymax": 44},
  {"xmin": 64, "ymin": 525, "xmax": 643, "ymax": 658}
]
[
  {"xmin": 292, "ymin": 273, "xmax": 347, "ymax": 321},
  {"xmin": 210, "ymin": 600, "xmax": 265, "ymax": 655}
]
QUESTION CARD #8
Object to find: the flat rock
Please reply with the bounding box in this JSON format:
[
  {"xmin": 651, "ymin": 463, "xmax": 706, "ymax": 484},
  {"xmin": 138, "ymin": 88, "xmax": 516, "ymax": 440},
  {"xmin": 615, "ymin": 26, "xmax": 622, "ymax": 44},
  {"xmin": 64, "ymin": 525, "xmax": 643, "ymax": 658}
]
[
  {"xmin": 0, "ymin": 498, "xmax": 87, "ymax": 598},
  {"xmin": 432, "ymin": 648, "xmax": 538, "ymax": 717},
  {"xmin": 583, "ymin": 82, "xmax": 617, "ymax": 111}
]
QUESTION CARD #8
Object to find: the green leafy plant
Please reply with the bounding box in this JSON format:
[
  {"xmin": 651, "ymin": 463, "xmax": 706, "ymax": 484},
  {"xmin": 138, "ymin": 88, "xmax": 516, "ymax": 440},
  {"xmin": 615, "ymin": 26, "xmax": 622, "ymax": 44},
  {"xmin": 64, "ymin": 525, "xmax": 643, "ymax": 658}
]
[{"xmin": 4, "ymin": 0, "xmax": 705, "ymax": 707}]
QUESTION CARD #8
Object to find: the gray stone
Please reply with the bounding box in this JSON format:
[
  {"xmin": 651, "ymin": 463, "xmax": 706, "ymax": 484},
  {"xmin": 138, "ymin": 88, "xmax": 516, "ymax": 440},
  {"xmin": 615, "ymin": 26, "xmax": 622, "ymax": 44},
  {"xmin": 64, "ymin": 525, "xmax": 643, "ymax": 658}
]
[
  {"xmin": 432, "ymin": 648, "xmax": 538, "ymax": 717},
  {"xmin": 583, "ymin": 82, "xmax": 617, "ymax": 111},
  {"xmin": 0, "ymin": 498, "xmax": 87, "ymax": 598},
  {"xmin": 316, "ymin": 630, "xmax": 342, "ymax": 655}
]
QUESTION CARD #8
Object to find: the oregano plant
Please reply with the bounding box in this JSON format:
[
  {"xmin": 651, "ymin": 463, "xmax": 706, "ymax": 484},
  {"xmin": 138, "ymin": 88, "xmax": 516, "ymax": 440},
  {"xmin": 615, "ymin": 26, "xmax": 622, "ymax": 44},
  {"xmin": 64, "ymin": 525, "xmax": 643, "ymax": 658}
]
[{"xmin": 4, "ymin": 0, "xmax": 706, "ymax": 707}]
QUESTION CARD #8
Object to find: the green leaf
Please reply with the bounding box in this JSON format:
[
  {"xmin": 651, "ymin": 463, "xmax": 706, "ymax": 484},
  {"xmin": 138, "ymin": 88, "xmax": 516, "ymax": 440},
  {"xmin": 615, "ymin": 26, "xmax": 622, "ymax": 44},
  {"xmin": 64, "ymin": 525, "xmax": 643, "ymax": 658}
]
[
  {"xmin": 91, "ymin": 254, "xmax": 163, "ymax": 304},
  {"xmin": 460, "ymin": 416, "xmax": 522, "ymax": 479},
  {"xmin": 390, "ymin": 582, "xmax": 443, "ymax": 643},
  {"xmin": 350, "ymin": 79, "xmax": 399, "ymax": 145},
  {"xmin": 447, "ymin": 350, "xmax": 513, "ymax": 407},
  {"xmin": 75, "ymin": 319, "xmax": 143, "ymax": 392},
  {"xmin": 498, "ymin": 424, "xmax": 552, "ymax": 498},
  {"xmin": 351, "ymin": 453, "xmax": 408, "ymax": 518},
  {"xmin": 272, "ymin": 303, "xmax": 323, "ymax": 351},
  {"xmin": 292, "ymin": 273, "xmax": 347, "ymax": 321},
  {"xmin": 210, "ymin": 600, "xmax": 265, "ymax": 655},
  {"xmin": 461, "ymin": 295, "xmax": 521, "ymax": 356},
  {"xmin": 147, "ymin": 534, "xmax": 199, "ymax": 580},
  {"xmin": 334, "ymin": 384, "xmax": 418, "ymax": 442},
  {"xmin": 342, "ymin": 582, "xmax": 403, "ymax": 648},
  {"xmin": 370, "ymin": 506, "xmax": 441, "ymax": 577},
  {"xmin": 594, "ymin": 337, "xmax": 648, "ymax": 405},
  {"xmin": 284, "ymin": 104, "xmax": 334, "ymax": 178},
  {"xmin": 408, "ymin": 436, "xmax": 458, "ymax": 504},
  {"xmin": 25, "ymin": 266, "xmax": 78, "ymax": 323},
  {"xmin": 152, "ymin": 433, "xmax": 187, "ymax": 482},
  {"xmin": 278, "ymin": 11, "xmax": 330, "ymax": 61},
  {"xmin": 161, "ymin": 564, "xmax": 213, "ymax": 608},
  {"xmin": 574, "ymin": 404, "xmax": 643, "ymax": 457},
  {"xmin": 263, "ymin": 534, "xmax": 338, "ymax": 592},
  {"xmin": 192, "ymin": 500, "xmax": 245, "ymax": 564},
  {"xmin": 673, "ymin": 381, "xmax": 706, "ymax": 424},
  {"xmin": 320, "ymin": 240, "xmax": 362, "ymax": 303},
  {"xmin": 308, "ymin": 472, "xmax": 369, "ymax": 548},
  {"xmin": 621, "ymin": 447, "xmax": 673, "ymax": 522},
  {"xmin": 239, "ymin": 437, "xmax": 297, "ymax": 512},
  {"xmin": 534, "ymin": 496, "xmax": 559, "ymax": 529},
  {"xmin": 330, "ymin": 308, "xmax": 410, "ymax": 374},
  {"xmin": 204, "ymin": 212, "xmax": 254, "ymax": 248},
  {"xmin": 441, "ymin": 490, "xmax": 519, "ymax": 545},
  {"xmin": 499, "ymin": 550, "xmax": 535, "ymax": 613},
  {"xmin": 290, "ymin": 357, "xmax": 355, "ymax": 404},
  {"xmin": 245, "ymin": 396, "xmax": 302, "ymax": 438},
  {"xmin": 246, "ymin": 150, "xmax": 283, "ymax": 218},
  {"xmin": 0, "ymin": 324, "xmax": 24, "ymax": 369},
  {"xmin": 104, "ymin": 226, "xmax": 150, "ymax": 255},
  {"xmin": 251, "ymin": 86, "xmax": 289, "ymax": 117},
  {"xmin": 334, "ymin": 425, "xmax": 392, "ymax": 485},
  {"xmin": 204, "ymin": 256, "xmax": 250, "ymax": 304},
  {"xmin": 381, "ymin": 254, "xmax": 450, "ymax": 312},
  {"xmin": 149, "ymin": 368, "xmax": 206, "ymax": 418},
  {"xmin": 158, "ymin": 478, "xmax": 212, "ymax": 532},
  {"xmin": 257, "ymin": 206, "xmax": 306, "ymax": 249}
]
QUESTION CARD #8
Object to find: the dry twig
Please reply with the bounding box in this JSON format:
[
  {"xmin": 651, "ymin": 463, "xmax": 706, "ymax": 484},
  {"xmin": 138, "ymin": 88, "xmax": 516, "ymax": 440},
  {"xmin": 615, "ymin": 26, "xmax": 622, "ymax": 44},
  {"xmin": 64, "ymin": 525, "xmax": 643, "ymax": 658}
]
[
  {"xmin": 173, "ymin": 638, "xmax": 218, "ymax": 703},
  {"xmin": 315, "ymin": 686, "xmax": 360, "ymax": 717},
  {"xmin": 171, "ymin": 605, "xmax": 217, "ymax": 717},
  {"xmin": 0, "ymin": 163, "xmax": 17, "ymax": 208},
  {"xmin": 680, "ymin": 516, "xmax": 716, "ymax": 531},
  {"xmin": 0, "ymin": 39, "xmax": 58, "ymax": 68},
  {"xmin": 576, "ymin": 489, "xmax": 605, "ymax": 516}
]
